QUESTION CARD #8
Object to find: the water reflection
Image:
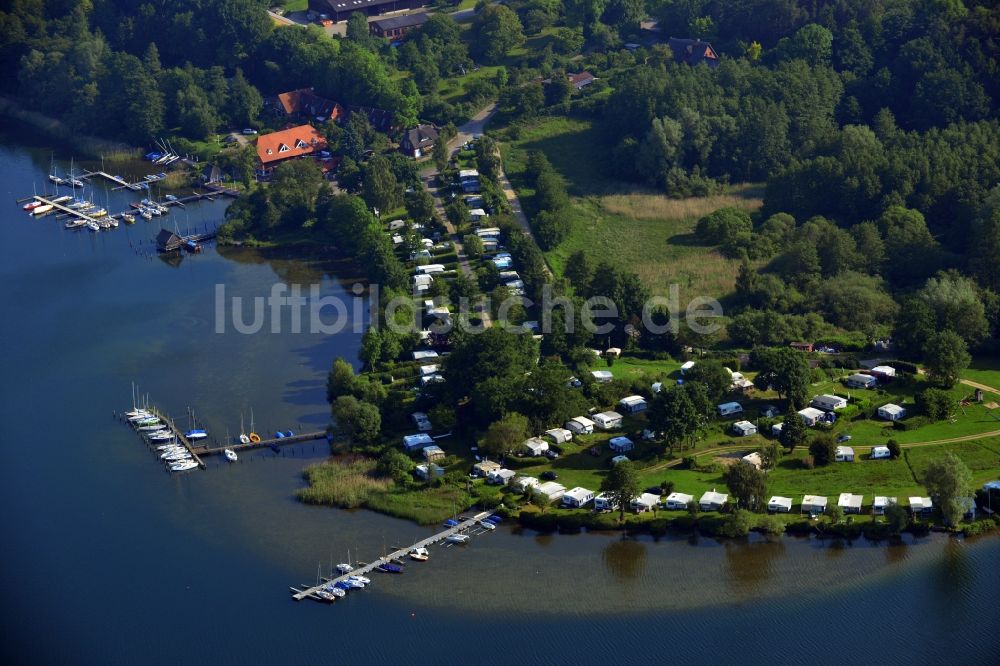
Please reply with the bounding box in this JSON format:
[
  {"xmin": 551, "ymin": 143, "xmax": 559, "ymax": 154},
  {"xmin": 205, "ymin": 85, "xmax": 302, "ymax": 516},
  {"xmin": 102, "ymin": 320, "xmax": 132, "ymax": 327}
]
[
  {"xmin": 602, "ymin": 537, "xmax": 647, "ymax": 581},
  {"xmin": 724, "ymin": 537, "xmax": 785, "ymax": 596}
]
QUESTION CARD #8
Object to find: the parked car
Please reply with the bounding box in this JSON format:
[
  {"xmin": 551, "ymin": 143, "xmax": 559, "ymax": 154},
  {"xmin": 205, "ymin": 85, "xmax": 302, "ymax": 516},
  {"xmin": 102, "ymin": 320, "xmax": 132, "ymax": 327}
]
[
  {"xmin": 541, "ymin": 471, "xmax": 558, "ymax": 481},
  {"xmin": 242, "ymin": 128, "xmax": 258, "ymax": 135},
  {"xmin": 837, "ymin": 434, "xmax": 852, "ymax": 443}
]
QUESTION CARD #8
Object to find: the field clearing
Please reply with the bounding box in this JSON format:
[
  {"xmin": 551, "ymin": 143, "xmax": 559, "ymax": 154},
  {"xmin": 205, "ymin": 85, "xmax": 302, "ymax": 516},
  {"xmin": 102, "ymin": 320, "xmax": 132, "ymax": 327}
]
[{"xmin": 500, "ymin": 116, "xmax": 763, "ymax": 301}]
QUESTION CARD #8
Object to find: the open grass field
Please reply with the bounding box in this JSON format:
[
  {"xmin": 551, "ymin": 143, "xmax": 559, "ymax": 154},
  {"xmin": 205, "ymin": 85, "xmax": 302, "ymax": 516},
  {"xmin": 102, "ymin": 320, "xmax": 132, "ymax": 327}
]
[{"xmin": 499, "ymin": 116, "xmax": 763, "ymax": 301}]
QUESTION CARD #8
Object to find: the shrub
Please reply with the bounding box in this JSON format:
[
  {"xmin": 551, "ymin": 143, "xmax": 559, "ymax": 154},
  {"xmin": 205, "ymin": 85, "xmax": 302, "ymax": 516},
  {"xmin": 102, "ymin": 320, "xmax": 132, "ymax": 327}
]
[
  {"xmin": 886, "ymin": 439, "xmax": 901, "ymax": 459},
  {"xmin": 758, "ymin": 515, "xmax": 786, "ymax": 536},
  {"xmin": 718, "ymin": 509, "xmax": 753, "ymax": 537},
  {"xmin": 917, "ymin": 387, "xmax": 956, "ymax": 421}
]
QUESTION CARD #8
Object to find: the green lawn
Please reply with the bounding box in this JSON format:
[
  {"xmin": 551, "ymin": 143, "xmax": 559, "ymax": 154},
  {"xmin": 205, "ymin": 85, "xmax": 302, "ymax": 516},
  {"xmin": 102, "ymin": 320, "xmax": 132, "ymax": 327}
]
[
  {"xmin": 280, "ymin": 0, "xmax": 308, "ymax": 11},
  {"xmin": 499, "ymin": 116, "xmax": 763, "ymax": 302}
]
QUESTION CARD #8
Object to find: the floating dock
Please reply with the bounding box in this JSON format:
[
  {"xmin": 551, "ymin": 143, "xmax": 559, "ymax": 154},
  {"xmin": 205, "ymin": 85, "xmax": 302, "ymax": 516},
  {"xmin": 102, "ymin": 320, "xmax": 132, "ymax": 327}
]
[
  {"xmin": 81, "ymin": 170, "xmax": 144, "ymax": 191},
  {"xmin": 144, "ymin": 406, "xmax": 206, "ymax": 469},
  {"xmin": 291, "ymin": 511, "xmax": 492, "ymax": 602},
  {"xmin": 27, "ymin": 195, "xmax": 99, "ymax": 225},
  {"xmin": 191, "ymin": 430, "xmax": 328, "ymax": 457}
]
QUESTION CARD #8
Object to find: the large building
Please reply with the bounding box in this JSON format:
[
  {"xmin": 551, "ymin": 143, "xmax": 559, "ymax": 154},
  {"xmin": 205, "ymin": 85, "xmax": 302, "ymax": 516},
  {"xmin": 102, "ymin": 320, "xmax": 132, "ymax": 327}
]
[
  {"xmin": 309, "ymin": 0, "xmax": 427, "ymax": 23},
  {"xmin": 256, "ymin": 124, "xmax": 327, "ymax": 174},
  {"xmin": 271, "ymin": 88, "xmax": 343, "ymax": 123},
  {"xmin": 370, "ymin": 12, "xmax": 428, "ymax": 40}
]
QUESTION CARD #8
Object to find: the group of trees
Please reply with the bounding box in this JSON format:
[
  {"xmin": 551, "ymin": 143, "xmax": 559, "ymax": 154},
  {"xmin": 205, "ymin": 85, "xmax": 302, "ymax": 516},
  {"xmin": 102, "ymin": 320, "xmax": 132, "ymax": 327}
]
[{"xmin": 525, "ymin": 151, "xmax": 572, "ymax": 250}]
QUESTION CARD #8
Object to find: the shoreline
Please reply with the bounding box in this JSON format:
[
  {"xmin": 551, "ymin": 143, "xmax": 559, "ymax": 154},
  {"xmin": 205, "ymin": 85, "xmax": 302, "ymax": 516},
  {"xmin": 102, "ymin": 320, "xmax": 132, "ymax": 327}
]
[{"xmin": 0, "ymin": 96, "xmax": 140, "ymax": 160}]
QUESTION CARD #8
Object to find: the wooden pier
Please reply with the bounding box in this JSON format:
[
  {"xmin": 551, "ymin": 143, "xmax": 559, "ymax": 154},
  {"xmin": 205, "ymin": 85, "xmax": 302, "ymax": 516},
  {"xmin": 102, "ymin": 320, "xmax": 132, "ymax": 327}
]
[
  {"xmin": 145, "ymin": 406, "xmax": 206, "ymax": 469},
  {"xmin": 191, "ymin": 430, "xmax": 328, "ymax": 457},
  {"xmin": 291, "ymin": 511, "xmax": 492, "ymax": 601},
  {"xmin": 29, "ymin": 195, "xmax": 99, "ymax": 225},
  {"xmin": 82, "ymin": 170, "xmax": 143, "ymax": 191}
]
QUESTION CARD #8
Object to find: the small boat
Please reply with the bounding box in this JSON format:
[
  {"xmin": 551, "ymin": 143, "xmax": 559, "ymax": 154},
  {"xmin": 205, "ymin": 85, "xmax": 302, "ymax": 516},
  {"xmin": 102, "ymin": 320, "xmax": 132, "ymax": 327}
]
[
  {"xmin": 156, "ymin": 443, "xmax": 181, "ymax": 451},
  {"xmin": 66, "ymin": 219, "xmax": 87, "ymax": 230},
  {"xmin": 324, "ymin": 585, "xmax": 346, "ymax": 598},
  {"xmin": 69, "ymin": 178, "xmax": 84, "ymax": 188},
  {"xmin": 122, "ymin": 213, "xmax": 135, "ymax": 224},
  {"xmin": 128, "ymin": 413, "xmax": 156, "ymax": 423},
  {"xmin": 32, "ymin": 204, "xmax": 54, "ymax": 215},
  {"xmin": 106, "ymin": 217, "xmax": 119, "ymax": 228},
  {"xmin": 336, "ymin": 563, "xmax": 354, "ymax": 574},
  {"xmin": 376, "ymin": 562, "xmax": 403, "ymax": 574},
  {"xmin": 48, "ymin": 174, "xmax": 65, "ymax": 185},
  {"xmin": 446, "ymin": 534, "xmax": 471, "ymax": 544},
  {"xmin": 125, "ymin": 408, "xmax": 151, "ymax": 419},
  {"xmin": 478, "ymin": 520, "xmax": 496, "ymax": 531},
  {"xmin": 349, "ymin": 574, "xmax": 370, "ymax": 584},
  {"xmin": 238, "ymin": 413, "xmax": 250, "ymax": 445},
  {"xmin": 170, "ymin": 461, "xmax": 198, "ymax": 472},
  {"xmin": 150, "ymin": 206, "xmax": 162, "ymax": 216},
  {"xmin": 23, "ymin": 201, "xmax": 42, "ymax": 211},
  {"xmin": 485, "ymin": 515, "xmax": 502, "ymax": 524},
  {"xmin": 87, "ymin": 221, "xmax": 100, "ymax": 232},
  {"xmin": 91, "ymin": 208, "xmax": 108, "ymax": 217},
  {"xmin": 343, "ymin": 578, "xmax": 365, "ymax": 589},
  {"xmin": 409, "ymin": 547, "xmax": 429, "ymax": 562},
  {"xmin": 443, "ymin": 519, "xmax": 459, "ymax": 528},
  {"xmin": 314, "ymin": 590, "xmax": 337, "ymax": 602},
  {"xmin": 334, "ymin": 581, "xmax": 352, "ymax": 591},
  {"xmin": 133, "ymin": 417, "xmax": 160, "ymax": 426},
  {"xmin": 51, "ymin": 195, "xmax": 72, "ymax": 204},
  {"xmin": 185, "ymin": 429, "xmax": 208, "ymax": 440},
  {"xmin": 140, "ymin": 209, "xmax": 153, "ymax": 221},
  {"xmin": 147, "ymin": 431, "xmax": 174, "ymax": 440},
  {"xmin": 224, "ymin": 448, "xmax": 238, "ymax": 463}
]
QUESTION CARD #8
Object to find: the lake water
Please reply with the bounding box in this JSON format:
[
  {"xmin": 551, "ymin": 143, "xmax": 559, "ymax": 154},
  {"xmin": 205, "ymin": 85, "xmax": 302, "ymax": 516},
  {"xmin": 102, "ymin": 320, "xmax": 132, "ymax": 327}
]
[{"xmin": 1, "ymin": 140, "xmax": 998, "ymax": 665}]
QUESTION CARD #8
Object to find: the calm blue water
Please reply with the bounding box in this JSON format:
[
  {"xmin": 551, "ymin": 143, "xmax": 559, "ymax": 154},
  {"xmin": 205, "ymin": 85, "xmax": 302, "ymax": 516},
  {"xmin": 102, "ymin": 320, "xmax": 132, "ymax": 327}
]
[{"xmin": 1, "ymin": 140, "xmax": 998, "ymax": 665}]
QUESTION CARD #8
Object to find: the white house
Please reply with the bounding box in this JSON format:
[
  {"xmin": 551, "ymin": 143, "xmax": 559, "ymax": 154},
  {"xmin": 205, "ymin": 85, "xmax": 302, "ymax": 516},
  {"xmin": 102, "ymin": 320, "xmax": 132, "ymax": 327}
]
[
  {"xmin": 812, "ymin": 394, "xmax": 848, "ymax": 411},
  {"xmin": 514, "ymin": 476, "xmax": 539, "ymax": 493},
  {"xmin": 771, "ymin": 422, "xmax": 784, "ymax": 437},
  {"xmin": 611, "ymin": 454, "xmax": 630, "ymax": 465},
  {"xmin": 522, "ymin": 437, "xmax": 550, "ymax": 457},
  {"xmin": 534, "ymin": 481, "xmax": 566, "ymax": 502},
  {"xmin": 566, "ymin": 416, "xmax": 595, "ymax": 435},
  {"xmin": 593, "ymin": 411, "xmax": 624, "ymax": 430},
  {"xmin": 846, "ymin": 373, "xmax": 877, "ymax": 389},
  {"xmin": 871, "ymin": 445, "xmax": 891, "ymax": 460},
  {"xmin": 487, "ymin": 468, "xmax": 517, "ymax": 485},
  {"xmin": 422, "ymin": 445, "xmax": 445, "ymax": 461},
  {"xmin": 618, "ymin": 395, "xmax": 647, "ymax": 414},
  {"xmin": 800, "ymin": 495, "xmax": 828, "ymax": 515},
  {"xmin": 838, "ymin": 493, "xmax": 864, "ymax": 514},
  {"xmin": 741, "ymin": 451, "xmax": 763, "ymax": 469},
  {"xmin": 608, "ymin": 436, "xmax": 634, "ymax": 453},
  {"xmin": 835, "ymin": 446, "xmax": 855, "ymax": 462},
  {"xmin": 699, "ymin": 490, "xmax": 729, "ymax": 511},
  {"xmin": 768, "ymin": 496, "xmax": 793, "ymax": 513},
  {"xmin": 631, "ymin": 492, "xmax": 660, "ymax": 513},
  {"xmin": 545, "ymin": 428, "xmax": 573, "ymax": 444},
  {"xmin": 591, "ymin": 370, "xmax": 614, "ymax": 383},
  {"xmin": 561, "ymin": 487, "xmax": 595, "ymax": 508},
  {"xmin": 878, "ymin": 403, "xmax": 906, "ymax": 421},
  {"xmin": 732, "ymin": 420, "xmax": 758, "ymax": 437},
  {"xmin": 664, "ymin": 492, "xmax": 693, "ymax": 510},
  {"xmin": 797, "ymin": 407, "xmax": 825, "ymax": 427},
  {"xmin": 873, "ymin": 496, "xmax": 897, "ymax": 515},
  {"xmin": 680, "ymin": 360, "xmax": 696, "ymax": 374},
  {"xmin": 909, "ymin": 496, "xmax": 933, "ymax": 515},
  {"xmin": 594, "ymin": 493, "xmax": 617, "ymax": 512},
  {"xmin": 403, "ymin": 433, "xmax": 434, "ymax": 452}
]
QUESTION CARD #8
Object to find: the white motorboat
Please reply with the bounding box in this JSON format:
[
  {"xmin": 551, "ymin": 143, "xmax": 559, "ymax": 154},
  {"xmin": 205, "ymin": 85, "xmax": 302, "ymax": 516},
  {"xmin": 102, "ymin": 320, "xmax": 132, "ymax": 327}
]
[
  {"xmin": 478, "ymin": 520, "xmax": 496, "ymax": 531},
  {"xmin": 446, "ymin": 534, "xmax": 470, "ymax": 544},
  {"xmin": 148, "ymin": 432, "xmax": 174, "ymax": 442},
  {"xmin": 170, "ymin": 461, "xmax": 198, "ymax": 472},
  {"xmin": 348, "ymin": 574, "xmax": 370, "ymax": 584},
  {"xmin": 156, "ymin": 444, "xmax": 182, "ymax": 451},
  {"xmin": 343, "ymin": 578, "xmax": 365, "ymax": 589},
  {"xmin": 32, "ymin": 204, "xmax": 54, "ymax": 215},
  {"xmin": 137, "ymin": 423, "xmax": 165, "ymax": 431},
  {"xmin": 87, "ymin": 221, "xmax": 100, "ymax": 232},
  {"xmin": 140, "ymin": 209, "xmax": 153, "ymax": 221},
  {"xmin": 409, "ymin": 547, "xmax": 430, "ymax": 561},
  {"xmin": 224, "ymin": 448, "xmax": 238, "ymax": 463},
  {"xmin": 125, "ymin": 409, "xmax": 152, "ymax": 419}
]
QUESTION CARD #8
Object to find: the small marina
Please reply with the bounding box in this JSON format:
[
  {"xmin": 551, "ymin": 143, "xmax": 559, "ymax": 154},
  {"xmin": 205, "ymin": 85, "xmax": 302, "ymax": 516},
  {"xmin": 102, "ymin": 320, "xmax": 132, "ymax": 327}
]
[{"xmin": 290, "ymin": 510, "xmax": 498, "ymax": 604}]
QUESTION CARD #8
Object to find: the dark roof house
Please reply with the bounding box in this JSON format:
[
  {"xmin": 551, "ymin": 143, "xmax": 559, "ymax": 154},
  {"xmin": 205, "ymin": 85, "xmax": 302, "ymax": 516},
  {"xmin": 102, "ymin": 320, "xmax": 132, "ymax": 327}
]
[
  {"xmin": 308, "ymin": 0, "xmax": 427, "ymax": 23},
  {"xmin": 400, "ymin": 124, "xmax": 439, "ymax": 158},
  {"xmin": 668, "ymin": 38, "xmax": 720, "ymax": 68},
  {"xmin": 348, "ymin": 106, "xmax": 396, "ymax": 133},
  {"xmin": 156, "ymin": 229, "xmax": 182, "ymax": 253},
  {"xmin": 273, "ymin": 88, "xmax": 344, "ymax": 122},
  {"xmin": 370, "ymin": 12, "xmax": 428, "ymax": 39}
]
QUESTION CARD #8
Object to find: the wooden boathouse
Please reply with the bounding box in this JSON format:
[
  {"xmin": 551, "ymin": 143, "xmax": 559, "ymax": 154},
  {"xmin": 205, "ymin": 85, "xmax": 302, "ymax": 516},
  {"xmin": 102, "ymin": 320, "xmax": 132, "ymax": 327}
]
[{"xmin": 156, "ymin": 229, "xmax": 183, "ymax": 252}]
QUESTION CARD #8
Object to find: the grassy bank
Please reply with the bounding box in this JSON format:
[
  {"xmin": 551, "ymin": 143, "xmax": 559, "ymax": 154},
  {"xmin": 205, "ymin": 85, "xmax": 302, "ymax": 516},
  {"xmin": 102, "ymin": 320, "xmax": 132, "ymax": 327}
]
[{"xmin": 297, "ymin": 458, "xmax": 476, "ymax": 525}]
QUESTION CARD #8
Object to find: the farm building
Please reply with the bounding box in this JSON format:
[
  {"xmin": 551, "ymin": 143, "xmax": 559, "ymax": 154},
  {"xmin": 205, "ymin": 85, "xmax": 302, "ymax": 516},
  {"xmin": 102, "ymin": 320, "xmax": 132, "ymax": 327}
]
[
  {"xmin": 664, "ymin": 492, "xmax": 693, "ymax": 510},
  {"xmin": 878, "ymin": 404, "xmax": 906, "ymax": 421},
  {"xmin": 767, "ymin": 496, "xmax": 793, "ymax": 513},
  {"xmin": 812, "ymin": 394, "xmax": 848, "ymax": 411},
  {"xmin": 593, "ymin": 411, "xmax": 624, "ymax": 430}
]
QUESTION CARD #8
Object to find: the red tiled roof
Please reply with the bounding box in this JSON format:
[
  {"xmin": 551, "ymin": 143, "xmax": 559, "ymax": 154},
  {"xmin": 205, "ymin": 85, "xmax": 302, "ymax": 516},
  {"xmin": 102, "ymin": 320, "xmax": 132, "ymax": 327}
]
[
  {"xmin": 275, "ymin": 88, "xmax": 344, "ymax": 121},
  {"xmin": 256, "ymin": 124, "xmax": 327, "ymax": 165}
]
